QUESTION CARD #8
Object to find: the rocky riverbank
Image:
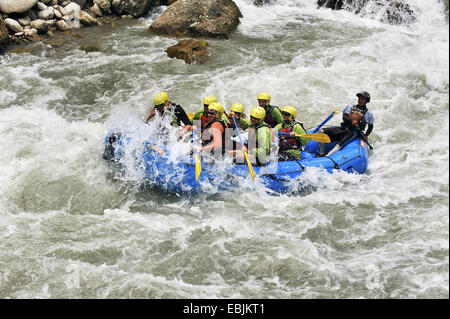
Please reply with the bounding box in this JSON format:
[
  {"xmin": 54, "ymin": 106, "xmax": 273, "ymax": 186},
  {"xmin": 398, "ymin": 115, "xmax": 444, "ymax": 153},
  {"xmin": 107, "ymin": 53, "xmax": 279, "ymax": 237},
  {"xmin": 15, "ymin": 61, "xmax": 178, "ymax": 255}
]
[{"xmin": 1, "ymin": 0, "xmax": 426, "ymax": 57}]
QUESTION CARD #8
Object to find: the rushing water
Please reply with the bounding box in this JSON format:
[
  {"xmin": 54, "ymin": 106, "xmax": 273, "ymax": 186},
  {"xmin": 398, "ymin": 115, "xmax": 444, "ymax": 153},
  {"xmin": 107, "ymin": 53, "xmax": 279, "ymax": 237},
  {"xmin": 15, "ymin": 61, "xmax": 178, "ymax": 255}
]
[{"xmin": 0, "ymin": 0, "xmax": 448, "ymax": 299}]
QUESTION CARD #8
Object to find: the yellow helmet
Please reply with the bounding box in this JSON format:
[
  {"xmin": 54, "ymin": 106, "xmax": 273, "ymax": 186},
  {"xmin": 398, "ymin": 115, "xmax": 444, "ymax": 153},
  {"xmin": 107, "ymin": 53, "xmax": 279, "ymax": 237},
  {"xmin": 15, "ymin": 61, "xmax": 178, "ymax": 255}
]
[
  {"xmin": 250, "ymin": 106, "xmax": 266, "ymax": 121},
  {"xmin": 208, "ymin": 102, "xmax": 224, "ymax": 119},
  {"xmin": 202, "ymin": 95, "xmax": 218, "ymax": 106},
  {"xmin": 257, "ymin": 92, "xmax": 271, "ymax": 103},
  {"xmin": 281, "ymin": 106, "xmax": 297, "ymax": 121},
  {"xmin": 230, "ymin": 103, "xmax": 244, "ymax": 114},
  {"xmin": 153, "ymin": 91, "xmax": 169, "ymax": 106}
]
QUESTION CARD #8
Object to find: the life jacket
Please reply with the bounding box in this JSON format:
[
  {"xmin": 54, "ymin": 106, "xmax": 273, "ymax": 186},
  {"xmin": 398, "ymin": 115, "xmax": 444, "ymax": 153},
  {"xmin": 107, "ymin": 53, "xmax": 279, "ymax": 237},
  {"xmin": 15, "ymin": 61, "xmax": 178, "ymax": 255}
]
[
  {"xmin": 279, "ymin": 122, "xmax": 303, "ymax": 151},
  {"xmin": 264, "ymin": 105, "xmax": 281, "ymax": 128},
  {"xmin": 200, "ymin": 114, "xmax": 209, "ymax": 131},
  {"xmin": 202, "ymin": 119, "xmax": 228, "ymax": 155},
  {"xmin": 351, "ymin": 105, "xmax": 368, "ymax": 131}
]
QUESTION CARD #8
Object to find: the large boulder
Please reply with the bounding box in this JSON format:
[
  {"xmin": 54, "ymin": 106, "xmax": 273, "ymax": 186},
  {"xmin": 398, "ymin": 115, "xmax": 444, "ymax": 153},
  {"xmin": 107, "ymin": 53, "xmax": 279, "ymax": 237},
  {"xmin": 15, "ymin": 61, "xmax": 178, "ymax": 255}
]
[
  {"xmin": 111, "ymin": 0, "xmax": 154, "ymax": 18},
  {"xmin": 165, "ymin": 38, "xmax": 208, "ymax": 64},
  {"xmin": 149, "ymin": 0, "xmax": 242, "ymax": 38},
  {"xmin": 0, "ymin": 0, "xmax": 38, "ymax": 14},
  {"xmin": 1, "ymin": 15, "xmax": 9, "ymax": 53}
]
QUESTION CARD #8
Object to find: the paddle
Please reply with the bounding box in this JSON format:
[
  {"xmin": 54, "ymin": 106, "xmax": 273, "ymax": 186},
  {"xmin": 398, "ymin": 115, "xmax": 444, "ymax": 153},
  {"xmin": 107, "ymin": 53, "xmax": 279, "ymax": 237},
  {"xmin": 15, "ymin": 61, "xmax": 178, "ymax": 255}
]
[
  {"xmin": 276, "ymin": 132, "xmax": 331, "ymax": 143},
  {"xmin": 313, "ymin": 108, "xmax": 339, "ymax": 133},
  {"xmin": 232, "ymin": 116, "xmax": 255, "ymax": 181},
  {"xmin": 356, "ymin": 129, "xmax": 373, "ymax": 150},
  {"xmin": 192, "ymin": 128, "xmax": 202, "ymax": 181}
]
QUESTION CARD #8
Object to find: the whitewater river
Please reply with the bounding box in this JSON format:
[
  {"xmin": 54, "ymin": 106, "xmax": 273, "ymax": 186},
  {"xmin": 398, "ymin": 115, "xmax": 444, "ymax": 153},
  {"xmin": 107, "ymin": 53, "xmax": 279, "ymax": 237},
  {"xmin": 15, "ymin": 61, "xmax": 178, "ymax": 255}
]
[{"xmin": 0, "ymin": 0, "xmax": 448, "ymax": 299}]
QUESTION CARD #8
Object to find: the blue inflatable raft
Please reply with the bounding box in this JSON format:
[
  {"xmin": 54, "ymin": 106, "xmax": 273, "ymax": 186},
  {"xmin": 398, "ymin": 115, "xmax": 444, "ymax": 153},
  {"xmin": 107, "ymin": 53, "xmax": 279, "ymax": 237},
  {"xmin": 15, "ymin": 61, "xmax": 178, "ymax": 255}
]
[{"xmin": 103, "ymin": 130, "xmax": 370, "ymax": 194}]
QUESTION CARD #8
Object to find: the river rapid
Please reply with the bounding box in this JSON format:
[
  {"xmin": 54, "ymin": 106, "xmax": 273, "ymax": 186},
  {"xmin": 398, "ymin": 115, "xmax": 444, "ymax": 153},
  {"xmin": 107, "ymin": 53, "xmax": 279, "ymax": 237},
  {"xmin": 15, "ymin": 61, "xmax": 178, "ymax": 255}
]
[{"xmin": 0, "ymin": 0, "xmax": 448, "ymax": 299}]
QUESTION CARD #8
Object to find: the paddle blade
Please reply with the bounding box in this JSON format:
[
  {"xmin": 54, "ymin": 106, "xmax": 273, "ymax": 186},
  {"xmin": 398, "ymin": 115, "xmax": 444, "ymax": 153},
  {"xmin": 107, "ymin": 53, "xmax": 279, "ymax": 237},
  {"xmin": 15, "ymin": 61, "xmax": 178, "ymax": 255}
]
[
  {"xmin": 297, "ymin": 133, "xmax": 331, "ymax": 143},
  {"xmin": 243, "ymin": 151, "xmax": 255, "ymax": 182},
  {"xmin": 194, "ymin": 153, "xmax": 201, "ymax": 181}
]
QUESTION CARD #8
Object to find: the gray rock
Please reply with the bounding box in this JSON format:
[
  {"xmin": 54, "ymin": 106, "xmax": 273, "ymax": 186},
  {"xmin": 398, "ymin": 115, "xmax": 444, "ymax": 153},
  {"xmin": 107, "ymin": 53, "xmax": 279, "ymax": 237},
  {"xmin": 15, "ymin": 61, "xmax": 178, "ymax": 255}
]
[
  {"xmin": 28, "ymin": 9, "xmax": 38, "ymax": 20},
  {"xmin": 79, "ymin": 10, "xmax": 98, "ymax": 26},
  {"xmin": 0, "ymin": 0, "xmax": 39, "ymax": 14},
  {"xmin": 0, "ymin": 16, "xmax": 9, "ymax": 53},
  {"xmin": 30, "ymin": 18, "xmax": 49, "ymax": 33},
  {"xmin": 94, "ymin": 0, "xmax": 111, "ymax": 14},
  {"xmin": 113, "ymin": 0, "xmax": 153, "ymax": 18},
  {"xmin": 65, "ymin": 2, "xmax": 81, "ymax": 15},
  {"xmin": 90, "ymin": 4, "xmax": 103, "ymax": 17},
  {"xmin": 38, "ymin": 8, "xmax": 55, "ymax": 20},
  {"xmin": 54, "ymin": 5, "xmax": 68, "ymax": 16},
  {"xmin": 149, "ymin": 0, "xmax": 242, "ymax": 39},
  {"xmin": 5, "ymin": 18, "xmax": 24, "ymax": 33},
  {"xmin": 18, "ymin": 16, "xmax": 32, "ymax": 26},
  {"xmin": 111, "ymin": 0, "xmax": 122, "ymax": 14},
  {"xmin": 56, "ymin": 19, "xmax": 69, "ymax": 30},
  {"xmin": 53, "ymin": 8, "xmax": 62, "ymax": 19},
  {"xmin": 40, "ymin": 0, "xmax": 52, "ymax": 4},
  {"xmin": 36, "ymin": 2, "xmax": 48, "ymax": 11}
]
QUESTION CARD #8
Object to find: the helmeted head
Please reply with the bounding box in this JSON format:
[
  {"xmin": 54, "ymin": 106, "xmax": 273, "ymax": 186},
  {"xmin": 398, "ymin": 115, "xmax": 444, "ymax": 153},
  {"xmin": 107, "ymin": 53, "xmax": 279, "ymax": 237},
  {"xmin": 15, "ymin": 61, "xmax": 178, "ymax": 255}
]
[
  {"xmin": 153, "ymin": 91, "xmax": 169, "ymax": 110},
  {"xmin": 356, "ymin": 91, "xmax": 370, "ymax": 103},
  {"xmin": 281, "ymin": 106, "xmax": 297, "ymax": 122},
  {"xmin": 207, "ymin": 102, "xmax": 224, "ymax": 120},
  {"xmin": 257, "ymin": 92, "xmax": 271, "ymax": 108},
  {"xmin": 203, "ymin": 95, "xmax": 218, "ymax": 112},
  {"xmin": 230, "ymin": 103, "xmax": 245, "ymax": 116},
  {"xmin": 250, "ymin": 106, "xmax": 266, "ymax": 123}
]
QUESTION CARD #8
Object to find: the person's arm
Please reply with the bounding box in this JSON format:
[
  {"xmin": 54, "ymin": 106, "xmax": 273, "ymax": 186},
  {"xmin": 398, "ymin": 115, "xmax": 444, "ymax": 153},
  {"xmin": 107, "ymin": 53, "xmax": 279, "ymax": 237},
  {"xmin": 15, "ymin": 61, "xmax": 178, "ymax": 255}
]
[
  {"xmin": 293, "ymin": 123, "xmax": 309, "ymax": 146},
  {"xmin": 143, "ymin": 107, "xmax": 156, "ymax": 123},
  {"xmin": 201, "ymin": 122, "xmax": 223, "ymax": 153},
  {"xmin": 341, "ymin": 105, "xmax": 353, "ymax": 126},
  {"xmin": 193, "ymin": 109, "xmax": 204, "ymax": 120},
  {"xmin": 174, "ymin": 104, "xmax": 192, "ymax": 127},
  {"xmin": 365, "ymin": 124, "xmax": 373, "ymax": 137}
]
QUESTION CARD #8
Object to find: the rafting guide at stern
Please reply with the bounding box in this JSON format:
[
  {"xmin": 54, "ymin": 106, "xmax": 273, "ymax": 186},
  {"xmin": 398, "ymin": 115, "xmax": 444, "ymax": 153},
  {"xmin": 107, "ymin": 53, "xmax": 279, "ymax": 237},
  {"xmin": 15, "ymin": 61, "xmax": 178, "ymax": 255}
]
[{"xmin": 319, "ymin": 91, "xmax": 374, "ymax": 156}]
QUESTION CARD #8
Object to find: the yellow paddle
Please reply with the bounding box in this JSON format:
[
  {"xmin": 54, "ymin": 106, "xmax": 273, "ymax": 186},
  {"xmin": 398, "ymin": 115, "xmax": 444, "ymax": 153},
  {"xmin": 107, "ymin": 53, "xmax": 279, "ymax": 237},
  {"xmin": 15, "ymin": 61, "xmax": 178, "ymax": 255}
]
[
  {"xmin": 232, "ymin": 117, "xmax": 255, "ymax": 181},
  {"xmin": 192, "ymin": 128, "xmax": 201, "ymax": 181},
  {"xmin": 277, "ymin": 132, "xmax": 331, "ymax": 143}
]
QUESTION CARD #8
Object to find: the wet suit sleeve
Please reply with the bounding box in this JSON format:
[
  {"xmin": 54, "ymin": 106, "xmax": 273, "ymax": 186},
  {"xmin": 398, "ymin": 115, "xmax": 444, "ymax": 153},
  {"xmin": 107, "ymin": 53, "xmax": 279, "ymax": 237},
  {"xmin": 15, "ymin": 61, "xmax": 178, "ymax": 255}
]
[
  {"xmin": 272, "ymin": 107, "xmax": 284, "ymax": 126},
  {"xmin": 293, "ymin": 123, "xmax": 308, "ymax": 146},
  {"xmin": 193, "ymin": 109, "xmax": 203, "ymax": 120},
  {"xmin": 174, "ymin": 104, "xmax": 192, "ymax": 126},
  {"xmin": 365, "ymin": 124, "xmax": 373, "ymax": 137}
]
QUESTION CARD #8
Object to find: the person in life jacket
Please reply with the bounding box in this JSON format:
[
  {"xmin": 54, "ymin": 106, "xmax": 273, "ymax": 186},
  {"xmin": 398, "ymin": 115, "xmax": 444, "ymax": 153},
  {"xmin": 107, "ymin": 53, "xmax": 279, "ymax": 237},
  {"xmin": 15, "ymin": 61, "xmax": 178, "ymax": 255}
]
[
  {"xmin": 319, "ymin": 91, "xmax": 375, "ymax": 156},
  {"xmin": 193, "ymin": 95, "xmax": 230, "ymax": 131},
  {"xmin": 257, "ymin": 92, "xmax": 283, "ymax": 128},
  {"xmin": 144, "ymin": 91, "xmax": 192, "ymax": 137},
  {"xmin": 227, "ymin": 103, "xmax": 250, "ymax": 131},
  {"xmin": 230, "ymin": 106, "xmax": 273, "ymax": 165},
  {"xmin": 274, "ymin": 106, "xmax": 309, "ymax": 161},
  {"xmin": 200, "ymin": 102, "xmax": 229, "ymax": 159}
]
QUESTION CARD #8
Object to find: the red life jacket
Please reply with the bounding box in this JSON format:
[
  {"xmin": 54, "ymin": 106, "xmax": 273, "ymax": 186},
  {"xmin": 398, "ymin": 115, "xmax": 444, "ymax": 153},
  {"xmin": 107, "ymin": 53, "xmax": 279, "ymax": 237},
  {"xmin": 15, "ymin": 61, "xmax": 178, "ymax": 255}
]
[
  {"xmin": 200, "ymin": 114, "xmax": 209, "ymax": 131},
  {"xmin": 279, "ymin": 122, "xmax": 302, "ymax": 151}
]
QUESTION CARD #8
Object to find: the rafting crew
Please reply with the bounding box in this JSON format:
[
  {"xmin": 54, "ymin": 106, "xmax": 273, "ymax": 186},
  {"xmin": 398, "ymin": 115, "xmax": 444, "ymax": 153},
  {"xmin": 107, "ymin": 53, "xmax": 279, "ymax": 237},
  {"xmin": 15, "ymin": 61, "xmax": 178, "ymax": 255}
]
[
  {"xmin": 257, "ymin": 92, "xmax": 283, "ymax": 128},
  {"xmin": 273, "ymin": 106, "xmax": 309, "ymax": 161},
  {"xmin": 144, "ymin": 91, "xmax": 192, "ymax": 138},
  {"xmin": 319, "ymin": 91, "xmax": 374, "ymax": 156}
]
